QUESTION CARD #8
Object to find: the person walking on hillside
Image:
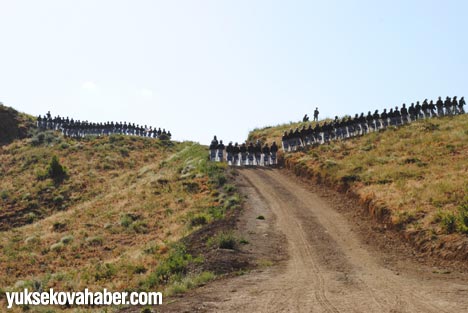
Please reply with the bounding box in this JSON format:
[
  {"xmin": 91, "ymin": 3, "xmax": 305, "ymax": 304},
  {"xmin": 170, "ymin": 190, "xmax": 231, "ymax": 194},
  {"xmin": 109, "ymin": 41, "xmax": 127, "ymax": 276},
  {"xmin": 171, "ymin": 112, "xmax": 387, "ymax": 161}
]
[{"xmin": 313, "ymin": 107, "xmax": 319, "ymax": 122}]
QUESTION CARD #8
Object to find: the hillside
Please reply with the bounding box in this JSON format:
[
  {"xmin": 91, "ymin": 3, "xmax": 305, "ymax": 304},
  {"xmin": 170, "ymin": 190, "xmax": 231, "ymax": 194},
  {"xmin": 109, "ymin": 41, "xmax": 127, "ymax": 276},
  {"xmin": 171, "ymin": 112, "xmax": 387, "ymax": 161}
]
[
  {"xmin": 0, "ymin": 104, "xmax": 36, "ymax": 146},
  {"xmin": 249, "ymin": 114, "xmax": 468, "ymax": 261},
  {"xmin": 0, "ymin": 114, "xmax": 242, "ymax": 311}
]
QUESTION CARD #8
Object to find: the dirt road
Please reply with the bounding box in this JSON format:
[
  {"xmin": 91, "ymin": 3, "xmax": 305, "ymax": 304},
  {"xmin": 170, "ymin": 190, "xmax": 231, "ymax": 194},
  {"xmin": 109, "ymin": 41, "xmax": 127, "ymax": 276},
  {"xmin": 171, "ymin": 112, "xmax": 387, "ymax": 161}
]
[{"xmin": 162, "ymin": 168, "xmax": 468, "ymax": 312}]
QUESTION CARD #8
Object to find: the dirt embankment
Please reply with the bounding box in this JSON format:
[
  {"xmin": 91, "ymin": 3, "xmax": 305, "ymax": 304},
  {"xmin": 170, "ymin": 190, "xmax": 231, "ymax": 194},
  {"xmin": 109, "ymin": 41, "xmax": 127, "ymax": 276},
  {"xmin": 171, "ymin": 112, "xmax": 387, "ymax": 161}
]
[
  {"xmin": 282, "ymin": 154, "xmax": 468, "ymax": 266},
  {"xmin": 148, "ymin": 168, "xmax": 468, "ymax": 313}
]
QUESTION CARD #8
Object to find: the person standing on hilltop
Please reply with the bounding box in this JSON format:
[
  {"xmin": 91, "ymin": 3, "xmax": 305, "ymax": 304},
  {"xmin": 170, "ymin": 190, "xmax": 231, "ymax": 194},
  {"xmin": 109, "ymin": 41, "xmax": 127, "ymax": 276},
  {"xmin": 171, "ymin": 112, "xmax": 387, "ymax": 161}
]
[
  {"xmin": 240, "ymin": 142, "xmax": 247, "ymax": 166},
  {"xmin": 458, "ymin": 96, "xmax": 465, "ymax": 114},
  {"xmin": 313, "ymin": 107, "xmax": 319, "ymax": 122},
  {"xmin": 226, "ymin": 142, "xmax": 234, "ymax": 165},
  {"xmin": 217, "ymin": 140, "xmax": 225, "ymax": 162},
  {"xmin": 233, "ymin": 142, "xmax": 240, "ymax": 166},
  {"xmin": 209, "ymin": 136, "xmax": 218, "ymax": 161}
]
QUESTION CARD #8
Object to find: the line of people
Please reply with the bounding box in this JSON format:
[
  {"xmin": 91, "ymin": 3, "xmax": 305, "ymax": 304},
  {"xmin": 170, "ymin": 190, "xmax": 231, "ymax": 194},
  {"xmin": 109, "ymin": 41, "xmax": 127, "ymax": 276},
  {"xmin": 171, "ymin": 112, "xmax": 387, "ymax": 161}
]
[
  {"xmin": 283, "ymin": 96, "xmax": 465, "ymax": 151},
  {"xmin": 37, "ymin": 111, "xmax": 171, "ymax": 139},
  {"xmin": 209, "ymin": 136, "xmax": 279, "ymax": 166}
]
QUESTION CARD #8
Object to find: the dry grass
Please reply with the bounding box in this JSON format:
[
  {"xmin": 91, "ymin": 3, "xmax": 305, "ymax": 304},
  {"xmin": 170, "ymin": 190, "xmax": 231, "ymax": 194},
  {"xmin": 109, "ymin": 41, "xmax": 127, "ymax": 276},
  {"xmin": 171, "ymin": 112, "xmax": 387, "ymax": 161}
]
[
  {"xmin": 0, "ymin": 132, "xmax": 227, "ymax": 311},
  {"xmin": 249, "ymin": 115, "xmax": 468, "ymax": 238}
]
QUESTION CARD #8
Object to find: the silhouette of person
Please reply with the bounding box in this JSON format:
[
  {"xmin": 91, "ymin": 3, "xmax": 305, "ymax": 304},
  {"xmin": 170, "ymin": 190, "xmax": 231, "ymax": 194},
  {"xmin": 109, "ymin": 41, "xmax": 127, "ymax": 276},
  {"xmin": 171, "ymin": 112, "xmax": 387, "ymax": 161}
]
[{"xmin": 313, "ymin": 107, "xmax": 319, "ymax": 122}]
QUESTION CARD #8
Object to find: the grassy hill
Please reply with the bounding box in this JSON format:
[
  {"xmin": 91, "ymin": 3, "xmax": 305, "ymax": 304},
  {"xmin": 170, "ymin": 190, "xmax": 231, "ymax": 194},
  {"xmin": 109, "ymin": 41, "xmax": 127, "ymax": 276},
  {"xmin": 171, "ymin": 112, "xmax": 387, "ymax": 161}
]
[
  {"xmin": 249, "ymin": 114, "xmax": 468, "ymax": 261},
  {"xmin": 0, "ymin": 108, "xmax": 241, "ymax": 311},
  {"xmin": 0, "ymin": 104, "xmax": 36, "ymax": 146}
]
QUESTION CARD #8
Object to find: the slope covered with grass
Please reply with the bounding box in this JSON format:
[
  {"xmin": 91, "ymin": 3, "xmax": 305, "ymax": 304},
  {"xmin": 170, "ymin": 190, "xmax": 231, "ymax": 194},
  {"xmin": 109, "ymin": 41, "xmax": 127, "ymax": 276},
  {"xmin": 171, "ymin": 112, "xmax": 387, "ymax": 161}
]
[
  {"xmin": 0, "ymin": 104, "xmax": 36, "ymax": 146},
  {"xmin": 0, "ymin": 125, "xmax": 236, "ymax": 311},
  {"xmin": 249, "ymin": 114, "xmax": 468, "ymax": 261}
]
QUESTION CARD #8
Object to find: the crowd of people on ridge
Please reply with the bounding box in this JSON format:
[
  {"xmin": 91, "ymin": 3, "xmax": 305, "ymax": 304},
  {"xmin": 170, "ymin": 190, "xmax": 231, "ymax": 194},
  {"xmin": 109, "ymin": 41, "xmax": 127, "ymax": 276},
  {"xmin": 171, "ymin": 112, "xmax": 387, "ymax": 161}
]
[
  {"xmin": 209, "ymin": 136, "xmax": 279, "ymax": 166},
  {"xmin": 283, "ymin": 96, "xmax": 465, "ymax": 151},
  {"xmin": 37, "ymin": 111, "xmax": 171, "ymax": 139}
]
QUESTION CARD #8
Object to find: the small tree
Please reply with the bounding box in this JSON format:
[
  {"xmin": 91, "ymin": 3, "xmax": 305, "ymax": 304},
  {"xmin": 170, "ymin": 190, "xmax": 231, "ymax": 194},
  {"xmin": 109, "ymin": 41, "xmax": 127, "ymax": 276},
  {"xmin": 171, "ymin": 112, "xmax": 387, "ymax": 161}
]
[{"xmin": 47, "ymin": 155, "xmax": 67, "ymax": 183}]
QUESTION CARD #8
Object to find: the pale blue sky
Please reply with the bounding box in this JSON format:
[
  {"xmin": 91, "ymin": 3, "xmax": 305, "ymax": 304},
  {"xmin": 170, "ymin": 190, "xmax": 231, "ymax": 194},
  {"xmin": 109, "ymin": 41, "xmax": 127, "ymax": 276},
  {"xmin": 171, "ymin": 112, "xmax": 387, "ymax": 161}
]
[{"xmin": 0, "ymin": 0, "xmax": 466, "ymax": 144}]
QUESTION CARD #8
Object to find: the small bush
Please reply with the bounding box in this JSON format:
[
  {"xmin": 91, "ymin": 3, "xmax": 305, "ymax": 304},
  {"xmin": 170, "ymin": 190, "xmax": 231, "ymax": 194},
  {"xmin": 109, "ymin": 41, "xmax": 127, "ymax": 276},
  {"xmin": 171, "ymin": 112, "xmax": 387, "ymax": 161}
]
[
  {"xmin": 120, "ymin": 213, "xmax": 140, "ymax": 227},
  {"xmin": 86, "ymin": 236, "xmax": 103, "ymax": 246},
  {"xmin": 24, "ymin": 212, "xmax": 37, "ymax": 224},
  {"xmin": 50, "ymin": 242, "xmax": 64, "ymax": 252},
  {"xmin": 52, "ymin": 221, "xmax": 67, "ymax": 232},
  {"xmin": 131, "ymin": 221, "xmax": 149, "ymax": 234},
  {"xmin": 182, "ymin": 181, "xmax": 200, "ymax": 193},
  {"xmin": 53, "ymin": 195, "xmax": 65, "ymax": 205},
  {"xmin": 47, "ymin": 155, "xmax": 67, "ymax": 183},
  {"xmin": 150, "ymin": 244, "xmax": 193, "ymax": 286},
  {"xmin": 190, "ymin": 214, "xmax": 209, "ymax": 227},
  {"xmin": 24, "ymin": 236, "xmax": 40, "ymax": 245},
  {"xmin": 60, "ymin": 235, "xmax": 74, "ymax": 245},
  {"xmin": 208, "ymin": 232, "xmax": 237, "ymax": 250},
  {"xmin": 94, "ymin": 263, "xmax": 117, "ymax": 281},
  {"xmin": 0, "ymin": 190, "xmax": 8, "ymax": 200},
  {"xmin": 439, "ymin": 211, "xmax": 457, "ymax": 234},
  {"xmin": 224, "ymin": 195, "xmax": 241, "ymax": 210},
  {"xmin": 457, "ymin": 201, "xmax": 468, "ymax": 234},
  {"xmin": 133, "ymin": 265, "xmax": 147, "ymax": 274},
  {"xmin": 223, "ymin": 184, "xmax": 236, "ymax": 193}
]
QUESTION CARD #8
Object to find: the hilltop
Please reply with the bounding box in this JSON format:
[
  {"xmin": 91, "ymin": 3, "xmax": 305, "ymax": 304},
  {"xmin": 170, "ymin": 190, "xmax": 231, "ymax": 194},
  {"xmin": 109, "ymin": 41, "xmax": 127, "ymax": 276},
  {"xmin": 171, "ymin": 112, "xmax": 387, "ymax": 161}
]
[{"xmin": 249, "ymin": 114, "xmax": 468, "ymax": 262}]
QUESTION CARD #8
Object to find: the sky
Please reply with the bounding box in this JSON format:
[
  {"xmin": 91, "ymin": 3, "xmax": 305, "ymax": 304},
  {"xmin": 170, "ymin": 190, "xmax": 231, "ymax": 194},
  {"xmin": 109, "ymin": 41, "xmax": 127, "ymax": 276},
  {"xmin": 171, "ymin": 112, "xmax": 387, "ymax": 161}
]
[{"xmin": 0, "ymin": 0, "xmax": 467, "ymax": 144}]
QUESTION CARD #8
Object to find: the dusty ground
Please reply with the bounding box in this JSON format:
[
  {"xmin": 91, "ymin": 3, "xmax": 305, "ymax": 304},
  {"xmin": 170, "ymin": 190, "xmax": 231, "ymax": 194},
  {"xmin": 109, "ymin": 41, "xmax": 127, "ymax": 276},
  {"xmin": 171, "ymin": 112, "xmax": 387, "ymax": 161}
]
[{"xmin": 140, "ymin": 168, "xmax": 468, "ymax": 312}]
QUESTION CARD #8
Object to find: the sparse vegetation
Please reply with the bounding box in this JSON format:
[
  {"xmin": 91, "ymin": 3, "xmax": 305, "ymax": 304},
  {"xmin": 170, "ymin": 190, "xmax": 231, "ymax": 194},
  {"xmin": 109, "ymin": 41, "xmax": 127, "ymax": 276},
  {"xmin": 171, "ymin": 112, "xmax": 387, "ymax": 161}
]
[
  {"xmin": 250, "ymin": 114, "xmax": 468, "ymax": 258},
  {"xmin": 208, "ymin": 231, "xmax": 238, "ymax": 250},
  {"xmin": 0, "ymin": 121, "xmax": 230, "ymax": 310}
]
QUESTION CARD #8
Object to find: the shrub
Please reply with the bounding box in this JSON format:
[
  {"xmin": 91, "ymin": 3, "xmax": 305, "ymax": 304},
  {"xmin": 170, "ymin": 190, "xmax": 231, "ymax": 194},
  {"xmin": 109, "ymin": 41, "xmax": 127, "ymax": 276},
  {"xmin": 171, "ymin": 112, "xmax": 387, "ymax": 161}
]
[
  {"xmin": 120, "ymin": 213, "xmax": 140, "ymax": 227},
  {"xmin": 94, "ymin": 263, "xmax": 117, "ymax": 281},
  {"xmin": 24, "ymin": 236, "xmax": 40, "ymax": 245},
  {"xmin": 190, "ymin": 214, "xmax": 209, "ymax": 227},
  {"xmin": 457, "ymin": 201, "xmax": 468, "ymax": 234},
  {"xmin": 0, "ymin": 190, "xmax": 8, "ymax": 200},
  {"xmin": 439, "ymin": 211, "xmax": 457, "ymax": 234},
  {"xmin": 208, "ymin": 231, "xmax": 237, "ymax": 250},
  {"xmin": 52, "ymin": 221, "xmax": 67, "ymax": 232},
  {"xmin": 150, "ymin": 244, "xmax": 193, "ymax": 286},
  {"xmin": 60, "ymin": 235, "xmax": 74, "ymax": 245},
  {"xmin": 25, "ymin": 212, "xmax": 37, "ymax": 224},
  {"xmin": 86, "ymin": 236, "xmax": 103, "ymax": 246},
  {"xmin": 47, "ymin": 155, "xmax": 67, "ymax": 182},
  {"xmin": 50, "ymin": 242, "xmax": 64, "ymax": 252},
  {"xmin": 224, "ymin": 195, "xmax": 241, "ymax": 210},
  {"xmin": 130, "ymin": 221, "xmax": 149, "ymax": 234},
  {"xmin": 223, "ymin": 184, "xmax": 236, "ymax": 193}
]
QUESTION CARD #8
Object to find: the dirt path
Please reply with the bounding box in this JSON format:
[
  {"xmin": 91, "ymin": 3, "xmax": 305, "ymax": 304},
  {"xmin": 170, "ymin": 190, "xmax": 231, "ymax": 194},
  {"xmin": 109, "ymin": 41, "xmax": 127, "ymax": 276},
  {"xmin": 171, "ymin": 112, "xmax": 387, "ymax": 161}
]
[{"xmin": 161, "ymin": 168, "xmax": 468, "ymax": 312}]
